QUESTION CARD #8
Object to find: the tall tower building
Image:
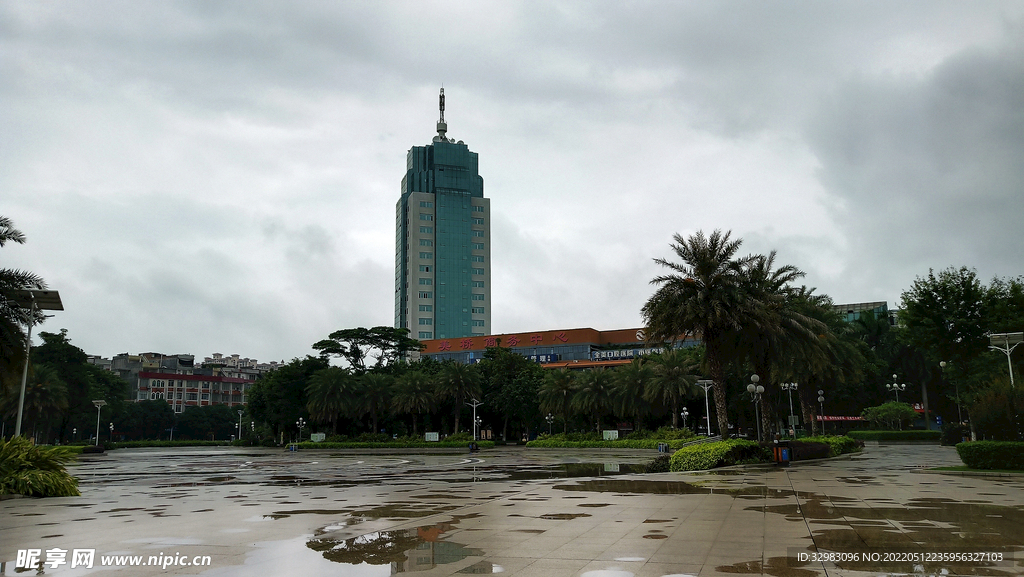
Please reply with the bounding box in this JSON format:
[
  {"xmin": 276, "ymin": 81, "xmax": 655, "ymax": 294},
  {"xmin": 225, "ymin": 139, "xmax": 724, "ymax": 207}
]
[{"xmin": 395, "ymin": 89, "xmax": 491, "ymax": 340}]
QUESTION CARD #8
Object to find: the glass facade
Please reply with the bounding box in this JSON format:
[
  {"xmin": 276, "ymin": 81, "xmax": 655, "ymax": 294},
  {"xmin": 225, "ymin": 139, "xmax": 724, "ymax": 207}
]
[{"xmin": 395, "ymin": 111, "xmax": 490, "ymax": 340}]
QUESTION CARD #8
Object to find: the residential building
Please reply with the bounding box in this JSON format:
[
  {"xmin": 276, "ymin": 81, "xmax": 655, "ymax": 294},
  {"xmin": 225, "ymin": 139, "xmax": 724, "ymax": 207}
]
[{"xmin": 395, "ymin": 88, "xmax": 491, "ymax": 340}]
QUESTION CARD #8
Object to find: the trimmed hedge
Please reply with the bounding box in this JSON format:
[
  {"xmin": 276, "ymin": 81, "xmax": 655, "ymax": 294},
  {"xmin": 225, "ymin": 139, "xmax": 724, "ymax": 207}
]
[
  {"xmin": 525, "ymin": 439, "xmax": 696, "ymax": 450},
  {"xmin": 846, "ymin": 430, "xmax": 941, "ymax": 441},
  {"xmin": 955, "ymin": 441, "xmax": 1024, "ymax": 470},
  {"xmin": 108, "ymin": 440, "xmax": 233, "ymax": 449},
  {"xmin": 669, "ymin": 440, "xmax": 769, "ymax": 471},
  {"xmin": 292, "ymin": 440, "xmax": 496, "ymax": 450},
  {"xmin": 801, "ymin": 435, "xmax": 863, "ymax": 457}
]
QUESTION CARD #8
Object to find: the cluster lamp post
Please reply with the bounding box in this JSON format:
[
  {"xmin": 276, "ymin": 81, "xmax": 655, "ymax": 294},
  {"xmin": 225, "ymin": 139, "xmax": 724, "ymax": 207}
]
[
  {"xmin": 887, "ymin": 375, "xmax": 906, "ymax": 402},
  {"xmin": 546, "ymin": 413, "xmax": 554, "ymax": 435},
  {"xmin": 296, "ymin": 417, "xmax": 306, "ymax": 442},
  {"xmin": 746, "ymin": 374, "xmax": 765, "ymax": 442},
  {"xmin": 680, "ymin": 408, "xmax": 689, "ymax": 429}
]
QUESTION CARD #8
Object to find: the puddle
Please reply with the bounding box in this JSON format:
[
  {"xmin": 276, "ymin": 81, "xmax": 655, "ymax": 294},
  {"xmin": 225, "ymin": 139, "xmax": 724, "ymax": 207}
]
[
  {"xmin": 307, "ymin": 518, "xmax": 481, "ymax": 571},
  {"xmin": 539, "ymin": 513, "xmax": 592, "ymax": 520},
  {"xmin": 716, "ymin": 556, "xmax": 820, "ymax": 577}
]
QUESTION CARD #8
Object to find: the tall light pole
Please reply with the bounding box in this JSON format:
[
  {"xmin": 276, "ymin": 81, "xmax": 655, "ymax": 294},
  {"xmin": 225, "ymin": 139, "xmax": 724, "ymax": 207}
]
[
  {"xmin": 546, "ymin": 413, "xmax": 554, "ymax": 435},
  {"xmin": 295, "ymin": 417, "xmax": 306, "ymax": 442},
  {"xmin": 92, "ymin": 400, "xmax": 107, "ymax": 446},
  {"xmin": 237, "ymin": 410, "xmax": 243, "ymax": 440},
  {"xmin": 680, "ymin": 408, "xmax": 689, "ymax": 429},
  {"xmin": 11, "ymin": 289, "xmax": 63, "ymax": 437},
  {"xmin": 780, "ymin": 383, "xmax": 798, "ymax": 435},
  {"xmin": 746, "ymin": 374, "xmax": 764, "ymax": 442},
  {"xmin": 466, "ymin": 398, "xmax": 483, "ymax": 440},
  {"xmin": 886, "ymin": 375, "xmax": 906, "ymax": 402},
  {"xmin": 817, "ymin": 390, "xmax": 825, "ymax": 434},
  {"xmin": 989, "ymin": 332, "xmax": 1022, "ymax": 387},
  {"xmin": 697, "ymin": 379, "xmax": 714, "ymax": 437},
  {"xmin": 940, "ymin": 361, "xmax": 963, "ymax": 423}
]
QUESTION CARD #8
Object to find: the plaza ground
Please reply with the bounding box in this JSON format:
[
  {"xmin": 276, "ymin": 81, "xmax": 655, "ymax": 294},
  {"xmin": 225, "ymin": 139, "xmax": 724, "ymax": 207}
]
[{"xmin": 1, "ymin": 444, "xmax": 1022, "ymax": 576}]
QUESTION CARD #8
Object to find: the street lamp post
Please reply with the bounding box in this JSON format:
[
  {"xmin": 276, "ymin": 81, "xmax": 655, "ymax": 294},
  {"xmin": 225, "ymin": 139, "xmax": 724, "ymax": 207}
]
[
  {"xmin": 697, "ymin": 379, "xmax": 714, "ymax": 437},
  {"xmin": 295, "ymin": 418, "xmax": 306, "ymax": 442},
  {"xmin": 237, "ymin": 410, "xmax": 243, "ymax": 440},
  {"xmin": 746, "ymin": 374, "xmax": 765, "ymax": 442},
  {"xmin": 11, "ymin": 289, "xmax": 64, "ymax": 438},
  {"xmin": 465, "ymin": 398, "xmax": 483, "ymax": 440},
  {"xmin": 680, "ymin": 408, "xmax": 689, "ymax": 429},
  {"xmin": 546, "ymin": 413, "xmax": 554, "ymax": 435},
  {"xmin": 474, "ymin": 416, "xmax": 482, "ymax": 440},
  {"xmin": 109, "ymin": 422, "xmax": 113, "ymax": 442},
  {"xmin": 72, "ymin": 428, "xmax": 77, "ymax": 442},
  {"xmin": 817, "ymin": 390, "xmax": 825, "ymax": 434},
  {"xmin": 940, "ymin": 361, "xmax": 963, "ymax": 424},
  {"xmin": 886, "ymin": 375, "xmax": 906, "ymax": 402},
  {"xmin": 780, "ymin": 383, "xmax": 798, "ymax": 436},
  {"xmin": 92, "ymin": 400, "xmax": 107, "ymax": 446},
  {"xmin": 988, "ymin": 332, "xmax": 1023, "ymax": 387}
]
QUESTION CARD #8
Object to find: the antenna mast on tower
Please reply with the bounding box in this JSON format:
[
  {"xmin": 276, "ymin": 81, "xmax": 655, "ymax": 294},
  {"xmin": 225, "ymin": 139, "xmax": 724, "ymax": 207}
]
[{"xmin": 436, "ymin": 87, "xmax": 448, "ymax": 141}]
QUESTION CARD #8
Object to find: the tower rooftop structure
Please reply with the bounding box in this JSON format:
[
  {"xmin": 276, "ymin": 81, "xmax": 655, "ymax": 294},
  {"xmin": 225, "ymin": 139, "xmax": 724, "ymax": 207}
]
[{"xmin": 395, "ymin": 89, "xmax": 491, "ymax": 340}]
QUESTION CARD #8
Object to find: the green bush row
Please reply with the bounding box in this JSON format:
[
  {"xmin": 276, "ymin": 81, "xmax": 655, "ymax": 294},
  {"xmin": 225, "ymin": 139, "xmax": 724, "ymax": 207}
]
[
  {"xmin": 291, "ymin": 440, "xmax": 496, "ymax": 450},
  {"xmin": 800, "ymin": 435, "xmax": 863, "ymax": 457},
  {"xmin": 846, "ymin": 430, "xmax": 941, "ymax": 441},
  {"xmin": 669, "ymin": 440, "xmax": 769, "ymax": 471},
  {"xmin": 955, "ymin": 441, "xmax": 1024, "ymax": 470},
  {"xmin": 108, "ymin": 440, "xmax": 234, "ymax": 449},
  {"xmin": 525, "ymin": 438, "xmax": 695, "ymax": 450}
]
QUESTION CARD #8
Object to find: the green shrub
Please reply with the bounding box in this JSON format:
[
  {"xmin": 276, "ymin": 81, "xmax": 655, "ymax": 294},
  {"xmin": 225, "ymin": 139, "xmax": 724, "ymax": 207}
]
[
  {"xmin": 669, "ymin": 440, "xmax": 769, "ymax": 471},
  {"xmin": 0, "ymin": 437, "xmax": 80, "ymax": 497},
  {"xmin": 526, "ymin": 438, "xmax": 697, "ymax": 450},
  {"xmin": 846, "ymin": 430, "xmax": 941, "ymax": 441},
  {"xmin": 940, "ymin": 423, "xmax": 970, "ymax": 446},
  {"xmin": 801, "ymin": 435, "xmax": 862, "ymax": 457},
  {"xmin": 645, "ymin": 454, "xmax": 671, "ymax": 473},
  {"xmin": 955, "ymin": 441, "xmax": 1024, "ymax": 470}
]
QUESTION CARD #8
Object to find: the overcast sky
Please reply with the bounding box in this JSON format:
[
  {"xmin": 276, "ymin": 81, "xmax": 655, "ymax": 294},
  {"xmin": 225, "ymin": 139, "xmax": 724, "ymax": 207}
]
[{"xmin": 3, "ymin": 1, "xmax": 1023, "ymax": 363}]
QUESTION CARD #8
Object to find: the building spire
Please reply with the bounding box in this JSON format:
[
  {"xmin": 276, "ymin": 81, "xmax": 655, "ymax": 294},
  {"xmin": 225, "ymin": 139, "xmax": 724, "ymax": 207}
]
[{"xmin": 436, "ymin": 87, "xmax": 448, "ymax": 140}]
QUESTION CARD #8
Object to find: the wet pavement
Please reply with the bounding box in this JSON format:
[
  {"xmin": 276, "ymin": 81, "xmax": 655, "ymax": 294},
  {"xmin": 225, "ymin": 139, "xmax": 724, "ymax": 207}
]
[{"xmin": 1, "ymin": 444, "xmax": 1022, "ymax": 576}]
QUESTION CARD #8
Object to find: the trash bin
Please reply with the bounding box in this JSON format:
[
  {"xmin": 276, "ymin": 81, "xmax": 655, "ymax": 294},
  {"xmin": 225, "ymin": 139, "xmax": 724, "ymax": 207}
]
[
  {"xmin": 657, "ymin": 442, "xmax": 669, "ymax": 453},
  {"xmin": 469, "ymin": 442, "xmax": 478, "ymax": 453},
  {"xmin": 773, "ymin": 441, "xmax": 790, "ymax": 467}
]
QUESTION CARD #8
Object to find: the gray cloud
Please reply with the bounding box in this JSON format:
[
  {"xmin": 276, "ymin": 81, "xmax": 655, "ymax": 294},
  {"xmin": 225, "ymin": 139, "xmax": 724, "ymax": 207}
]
[{"xmin": 2, "ymin": 1, "xmax": 1022, "ymax": 360}]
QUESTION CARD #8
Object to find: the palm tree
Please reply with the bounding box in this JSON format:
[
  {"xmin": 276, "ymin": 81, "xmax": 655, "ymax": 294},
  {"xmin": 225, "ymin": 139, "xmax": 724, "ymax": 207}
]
[
  {"xmin": 733, "ymin": 251, "xmax": 824, "ymax": 438},
  {"xmin": 392, "ymin": 370, "xmax": 435, "ymax": 436},
  {"xmin": 357, "ymin": 373, "xmax": 393, "ymax": 434},
  {"xmin": 2, "ymin": 364, "xmax": 67, "ymax": 441},
  {"xmin": 572, "ymin": 369, "xmax": 614, "ymax": 432},
  {"xmin": 646, "ymin": 348, "xmax": 698, "ymax": 429},
  {"xmin": 643, "ymin": 230, "xmax": 753, "ymax": 437},
  {"xmin": 614, "ymin": 358, "xmax": 653, "ymax": 433},
  {"xmin": 434, "ymin": 362, "xmax": 482, "ymax": 434},
  {"xmin": 305, "ymin": 367, "xmax": 353, "ymax": 433},
  {"xmin": 1, "ymin": 216, "xmax": 46, "ymax": 375},
  {"xmin": 539, "ymin": 368, "xmax": 575, "ymax": 434}
]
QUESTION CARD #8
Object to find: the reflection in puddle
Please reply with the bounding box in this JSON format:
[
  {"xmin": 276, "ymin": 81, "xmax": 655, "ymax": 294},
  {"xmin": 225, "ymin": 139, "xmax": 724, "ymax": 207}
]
[{"xmin": 307, "ymin": 518, "xmax": 482, "ymax": 573}]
